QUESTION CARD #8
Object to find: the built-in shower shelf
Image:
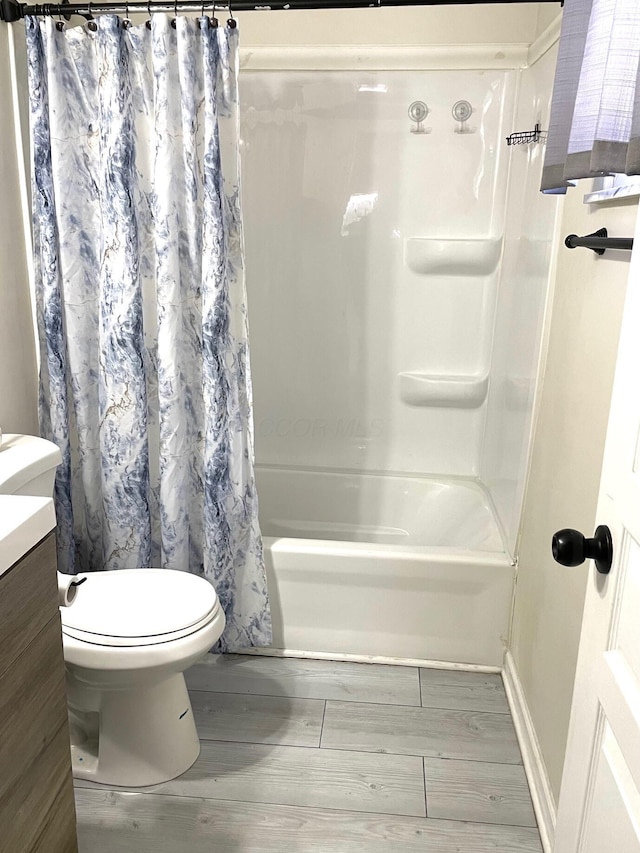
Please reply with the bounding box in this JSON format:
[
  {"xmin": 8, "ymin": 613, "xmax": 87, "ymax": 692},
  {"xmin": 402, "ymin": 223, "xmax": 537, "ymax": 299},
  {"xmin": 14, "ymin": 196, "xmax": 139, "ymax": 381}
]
[
  {"xmin": 399, "ymin": 372, "xmax": 489, "ymax": 408},
  {"xmin": 404, "ymin": 237, "xmax": 503, "ymax": 276}
]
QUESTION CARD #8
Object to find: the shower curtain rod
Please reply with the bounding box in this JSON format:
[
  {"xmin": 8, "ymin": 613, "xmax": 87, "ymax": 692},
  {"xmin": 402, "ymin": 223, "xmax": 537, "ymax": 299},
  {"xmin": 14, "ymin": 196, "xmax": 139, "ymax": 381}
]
[{"xmin": 1, "ymin": 0, "xmax": 561, "ymax": 23}]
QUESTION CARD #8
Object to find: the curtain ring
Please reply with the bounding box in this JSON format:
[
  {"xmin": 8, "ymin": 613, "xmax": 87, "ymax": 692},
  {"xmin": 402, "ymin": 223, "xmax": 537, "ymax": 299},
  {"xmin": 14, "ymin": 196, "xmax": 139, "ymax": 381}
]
[
  {"xmin": 56, "ymin": 6, "xmax": 65, "ymax": 29},
  {"xmin": 87, "ymin": 1, "xmax": 97, "ymax": 30},
  {"xmin": 146, "ymin": 0, "xmax": 152, "ymax": 29},
  {"xmin": 200, "ymin": 0, "xmax": 209, "ymax": 29},
  {"xmin": 171, "ymin": 0, "xmax": 177, "ymax": 28},
  {"xmin": 211, "ymin": 0, "xmax": 218, "ymax": 27},
  {"xmin": 123, "ymin": 0, "xmax": 131, "ymax": 28},
  {"xmin": 227, "ymin": 0, "xmax": 236, "ymax": 28}
]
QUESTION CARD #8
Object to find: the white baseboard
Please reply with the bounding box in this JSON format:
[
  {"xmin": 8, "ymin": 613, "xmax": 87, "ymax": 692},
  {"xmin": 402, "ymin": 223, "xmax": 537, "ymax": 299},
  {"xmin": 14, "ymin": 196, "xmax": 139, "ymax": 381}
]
[
  {"xmin": 502, "ymin": 651, "xmax": 557, "ymax": 853},
  {"xmin": 239, "ymin": 646, "xmax": 501, "ymax": 673}
]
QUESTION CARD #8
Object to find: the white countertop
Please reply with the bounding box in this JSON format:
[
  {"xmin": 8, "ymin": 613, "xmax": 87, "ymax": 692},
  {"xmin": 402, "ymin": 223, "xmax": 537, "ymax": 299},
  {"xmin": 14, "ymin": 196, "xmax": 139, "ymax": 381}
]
[{"xmin": 0, "ymin": 496, "xmax": 56, "ymax": 577}]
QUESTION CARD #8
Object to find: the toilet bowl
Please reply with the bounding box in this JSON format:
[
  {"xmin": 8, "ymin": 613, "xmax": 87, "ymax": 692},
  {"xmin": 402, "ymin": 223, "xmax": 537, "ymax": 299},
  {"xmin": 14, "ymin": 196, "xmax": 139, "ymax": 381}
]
[
  {"xmin": 61, "ymin": 568, "xmax": 226, "ymax": 787},
  {"xmin": 0, "ymin": 435, "xmax": 226, "ymax": 787}
]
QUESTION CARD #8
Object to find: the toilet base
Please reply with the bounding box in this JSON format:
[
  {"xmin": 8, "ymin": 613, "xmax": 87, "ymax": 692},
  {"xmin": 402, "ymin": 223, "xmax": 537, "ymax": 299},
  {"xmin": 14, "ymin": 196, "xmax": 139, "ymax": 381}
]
[{"xmin": 69, "ymin": 672, "xmax": 200, "ymax": 787}]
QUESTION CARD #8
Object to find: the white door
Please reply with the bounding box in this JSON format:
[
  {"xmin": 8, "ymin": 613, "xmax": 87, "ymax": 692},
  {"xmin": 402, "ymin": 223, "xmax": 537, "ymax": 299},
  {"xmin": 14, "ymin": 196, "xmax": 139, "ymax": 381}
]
[{"xmin": 553, "ymin": 206, "xmax": 640, "ymax": 852}]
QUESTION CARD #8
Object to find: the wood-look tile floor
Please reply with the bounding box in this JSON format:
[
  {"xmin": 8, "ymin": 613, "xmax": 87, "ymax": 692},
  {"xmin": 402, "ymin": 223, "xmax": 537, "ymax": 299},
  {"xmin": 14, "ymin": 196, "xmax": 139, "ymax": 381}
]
[{"xmin": 75, "ymin": 655, "xmax": 542, "ymax": 852}]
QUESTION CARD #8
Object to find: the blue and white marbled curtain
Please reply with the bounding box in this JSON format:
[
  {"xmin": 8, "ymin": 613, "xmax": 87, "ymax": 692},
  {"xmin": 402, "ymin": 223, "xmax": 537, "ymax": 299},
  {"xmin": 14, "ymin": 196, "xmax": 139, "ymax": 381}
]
[{"xmin": 25, "ymin": 15, "xmax": 271, "ymax": 651}]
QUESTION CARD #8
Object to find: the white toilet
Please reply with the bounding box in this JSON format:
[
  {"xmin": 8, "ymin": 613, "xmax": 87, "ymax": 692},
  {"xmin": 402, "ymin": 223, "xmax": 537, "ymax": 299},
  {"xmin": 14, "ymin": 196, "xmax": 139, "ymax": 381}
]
[{"xmin": 0, "ymin": 434, "xmax": 226, "ymax": 787}]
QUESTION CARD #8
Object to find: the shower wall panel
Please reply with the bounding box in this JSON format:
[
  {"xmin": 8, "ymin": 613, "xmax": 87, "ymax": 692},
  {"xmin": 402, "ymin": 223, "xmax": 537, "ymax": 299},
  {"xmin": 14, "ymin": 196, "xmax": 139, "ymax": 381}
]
[
  {"xmin": 242, "ymin": 68, "xmax": 516, "ymax": 477},
  {"xmin": 480, "ymin": 46, "xmax": 561, "ymax": 556}
]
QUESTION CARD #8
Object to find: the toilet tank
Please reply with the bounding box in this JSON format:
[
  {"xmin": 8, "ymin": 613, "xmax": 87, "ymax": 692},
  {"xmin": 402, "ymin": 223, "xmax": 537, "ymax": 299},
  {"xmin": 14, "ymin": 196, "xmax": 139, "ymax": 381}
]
[{"xmin": 0, "ymin": 434, "xmax": 62, "ymax": 497}]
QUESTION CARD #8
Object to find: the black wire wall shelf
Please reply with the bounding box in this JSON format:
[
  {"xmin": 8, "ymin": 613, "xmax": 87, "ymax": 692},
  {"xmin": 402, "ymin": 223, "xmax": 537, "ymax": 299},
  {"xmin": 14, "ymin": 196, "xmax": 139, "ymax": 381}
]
[
  {"xmin": 564, "ymin": 228, "xmax": 634, "ymax": 255},
  {"xmin": 506, "ymin": 123, "xmax": 547, "ymax": 146}
]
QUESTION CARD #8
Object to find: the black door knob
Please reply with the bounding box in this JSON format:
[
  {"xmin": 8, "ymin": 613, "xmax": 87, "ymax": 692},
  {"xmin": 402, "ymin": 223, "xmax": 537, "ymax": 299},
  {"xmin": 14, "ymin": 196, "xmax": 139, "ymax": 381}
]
[{"xmin": 551, "ymin": 525, "xmax": 613, "ymax": 575}]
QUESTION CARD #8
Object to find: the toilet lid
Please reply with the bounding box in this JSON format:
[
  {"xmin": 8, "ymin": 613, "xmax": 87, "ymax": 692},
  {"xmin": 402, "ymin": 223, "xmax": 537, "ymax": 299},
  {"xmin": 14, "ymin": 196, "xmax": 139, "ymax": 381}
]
[{"xmin": 60, "ymin": 568, "xmax": 219, "ymax": 640}]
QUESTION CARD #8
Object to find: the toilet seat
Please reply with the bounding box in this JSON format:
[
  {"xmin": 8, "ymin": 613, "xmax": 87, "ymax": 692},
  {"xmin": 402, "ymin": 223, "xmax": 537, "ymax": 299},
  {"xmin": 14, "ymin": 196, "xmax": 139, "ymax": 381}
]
[
  {"xmin": 60, "ymin": 568, "xmax": 220, "ymax": 647},
  {"xmin": 62, "ymin": 602, "xmax": 222, "ymax": 646}
]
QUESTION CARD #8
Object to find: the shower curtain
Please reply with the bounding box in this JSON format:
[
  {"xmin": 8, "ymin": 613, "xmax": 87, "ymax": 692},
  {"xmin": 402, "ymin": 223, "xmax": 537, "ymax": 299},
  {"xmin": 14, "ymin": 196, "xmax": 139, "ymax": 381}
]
[{"xmin": 25, "ymin": 14, "xmax": 271, "ymax": 651}]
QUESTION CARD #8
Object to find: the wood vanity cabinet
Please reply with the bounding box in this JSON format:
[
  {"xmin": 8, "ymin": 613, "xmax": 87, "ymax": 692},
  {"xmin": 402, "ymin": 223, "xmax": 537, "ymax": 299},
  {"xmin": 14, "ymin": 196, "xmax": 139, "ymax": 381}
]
[{"xmin": 0, "ymin": 532, "xmax": 78, "ymax": 853}]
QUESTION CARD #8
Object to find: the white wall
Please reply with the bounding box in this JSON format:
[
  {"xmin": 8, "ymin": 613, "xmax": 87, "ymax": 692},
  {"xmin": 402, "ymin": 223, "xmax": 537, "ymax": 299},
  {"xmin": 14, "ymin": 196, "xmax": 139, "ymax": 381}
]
[
  {"xmin": 123, "ymin": 3, "xmax": 545, "ymax": 47},
  {"xmin": 236, "ymin": 4, "xmax": 543, "ymax": 47},
  {"xmin": 534, "ymin": 4, "xmax": 562, "ymax": 39},
  {"xmin": 0, "ymin": 26, "xmax": 38, "ymax": 437},
  {"xmin": 511, "ymin": 190, "xmax": 638, "ymax": 802},
  {"xmin": 481, "ymin": 44, "xmax": 560, "ymax": 555}
]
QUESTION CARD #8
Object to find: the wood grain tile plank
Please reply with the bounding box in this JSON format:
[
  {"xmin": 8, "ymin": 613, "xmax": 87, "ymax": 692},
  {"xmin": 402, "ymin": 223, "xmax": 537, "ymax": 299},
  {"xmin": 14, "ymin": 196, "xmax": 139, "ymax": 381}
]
[
  {"xmin": 190, "ymin": 690, "xmax": 325, "ymax": 747},
  {"xmin": 186, "ymin": 654, "xmax": 421, "ymax": 706},
  {"xmin": 419, "ymin": 669, "xmax": 510, "ymax": 714},
  {"xmin": 321, "ymin": 701, "xmax": 522, "ymax": 764},
  {"xmin": 75, "ymin": 740, "xmax": 426, "ymax": 818},
  {"xmin": 424, "ymin": 757, "xmax": 537, "ymax": 827},
  {"xmin": 75, "ymin": 788, "xmax": 542, "ymax": 853}
]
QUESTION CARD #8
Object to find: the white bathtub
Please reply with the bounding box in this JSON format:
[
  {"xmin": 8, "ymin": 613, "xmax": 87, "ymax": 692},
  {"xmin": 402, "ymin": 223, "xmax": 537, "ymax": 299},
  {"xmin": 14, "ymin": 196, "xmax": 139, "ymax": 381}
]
[{"xmin": 256, "ymin": 467, "xmax": 514, "ymax": 668}]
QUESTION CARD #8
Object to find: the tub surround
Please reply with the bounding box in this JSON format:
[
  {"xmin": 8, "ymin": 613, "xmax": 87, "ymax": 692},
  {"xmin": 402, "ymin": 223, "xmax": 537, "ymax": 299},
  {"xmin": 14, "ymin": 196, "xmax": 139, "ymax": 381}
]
[
  {"xmin": 243, "ymin": 67, "xmax": 517, "ymax": 479},
  {"xmin": 241, "ymin": 54, "xmax": 558, "ymax": 670},
  {"xmin": 479, "ymin": 43, "xmax": 561, "ymax": 555}
]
